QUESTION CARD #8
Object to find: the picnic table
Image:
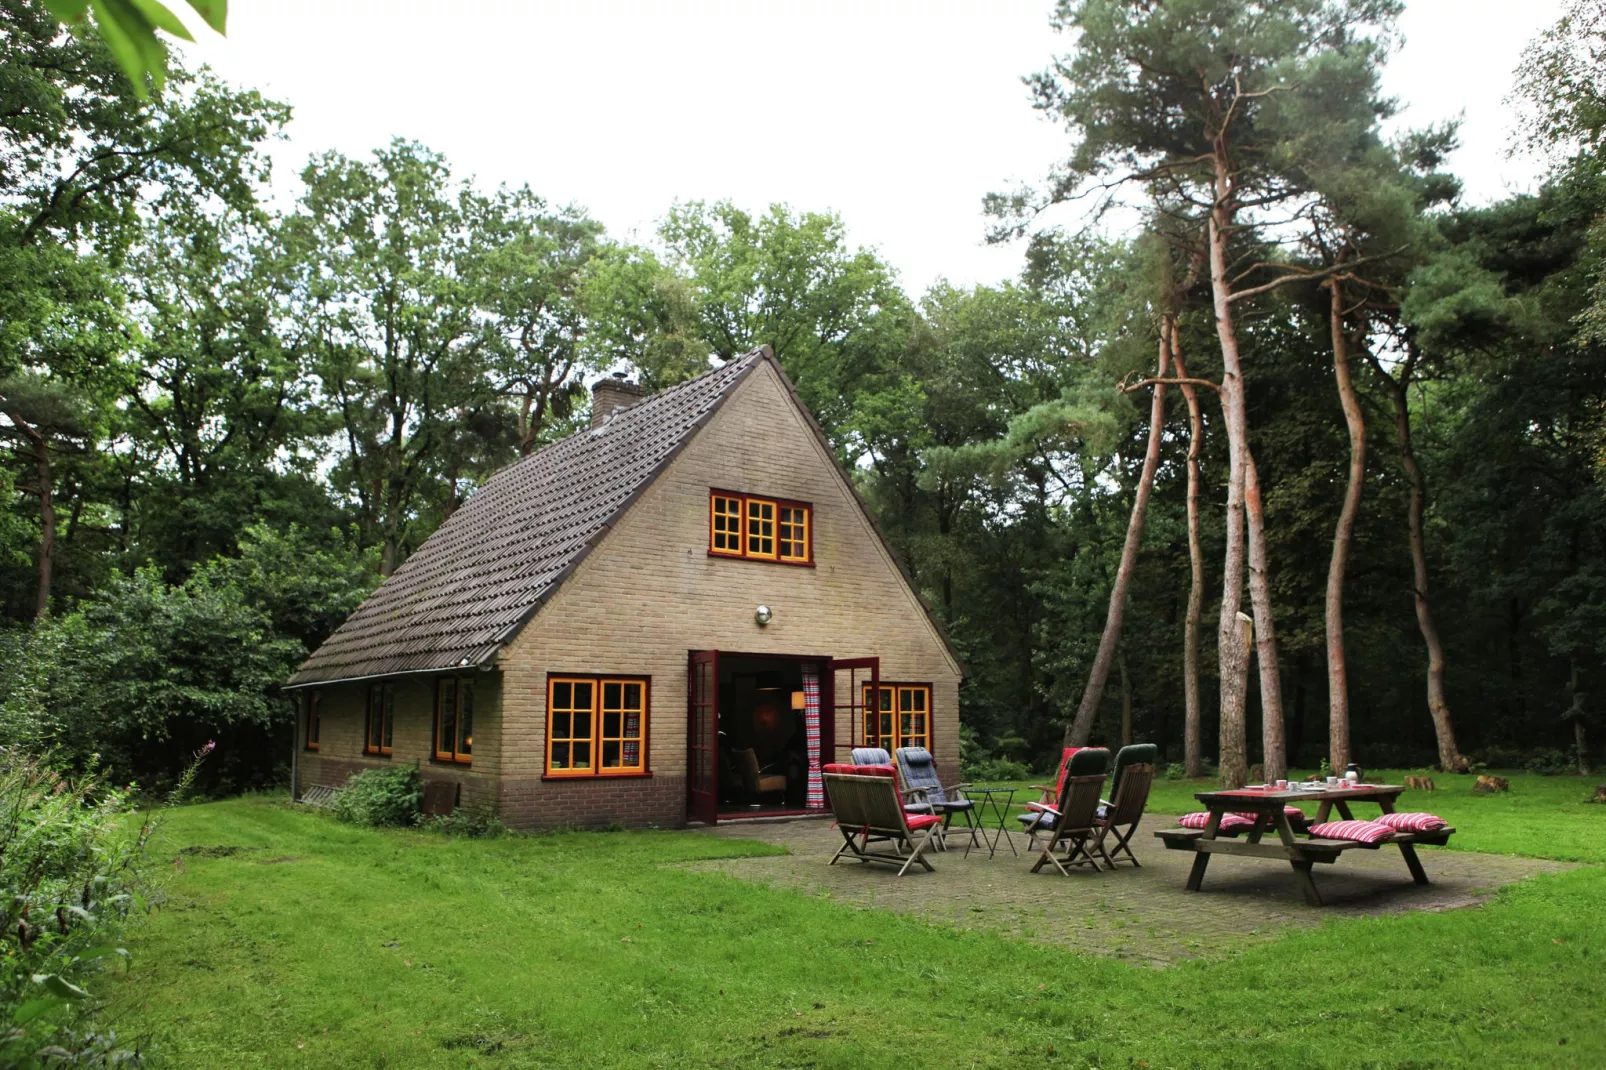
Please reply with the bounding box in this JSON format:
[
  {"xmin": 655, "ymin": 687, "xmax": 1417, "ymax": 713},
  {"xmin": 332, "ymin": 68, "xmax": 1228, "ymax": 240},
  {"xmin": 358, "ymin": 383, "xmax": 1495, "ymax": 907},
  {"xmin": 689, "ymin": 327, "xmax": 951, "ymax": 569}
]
[{"xmin": 1154, "ymin": 784, "xmax": 1455, "ymax": 906}]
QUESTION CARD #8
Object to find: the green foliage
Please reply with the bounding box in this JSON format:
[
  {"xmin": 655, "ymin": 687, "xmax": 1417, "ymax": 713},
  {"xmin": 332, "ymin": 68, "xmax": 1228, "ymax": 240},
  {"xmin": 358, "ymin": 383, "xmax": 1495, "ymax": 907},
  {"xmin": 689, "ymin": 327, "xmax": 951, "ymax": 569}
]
[
  {"xmin": 331, "ymin": 765, "xmax": 423, "ymax": 829},
  {"xmin": 422, "ymin": 804, "xmax": 507, "ymax": 839},
  {"xmin": 0, "ymin": 749, "xmax": 157, "ymax": 1066},
  {"xmin": 44, "ymin": 0, "xmax": 226, "ymax": 99}
]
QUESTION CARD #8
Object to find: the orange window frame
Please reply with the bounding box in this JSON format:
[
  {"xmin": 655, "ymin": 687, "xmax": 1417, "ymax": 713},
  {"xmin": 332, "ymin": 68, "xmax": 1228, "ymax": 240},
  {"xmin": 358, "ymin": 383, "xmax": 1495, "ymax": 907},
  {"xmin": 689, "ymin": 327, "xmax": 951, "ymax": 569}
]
[
  {"xmin": 364, "ymin": 683, "xmax": 393, "ymax": 756},
  {"xmin": 434, "ymin": 677, "xmax": 473, "ymax": 764},
  {"xmin": 710, "ymin": 493, "xmax": 744, "ymax": 556},
  {"xmin": 861, "ymin": 684, "xmax": 932, "ymax": 752},
  {"xmin": 304, "ymin": 690, "xmax": 321, "ymax": 751},
  {"xmin": 707, "ymin": 490, "xmax": 812, "ymax": 565},
  {"xmin": 546, "ymin": 674, "xmax": 650, "ymax": 777}
]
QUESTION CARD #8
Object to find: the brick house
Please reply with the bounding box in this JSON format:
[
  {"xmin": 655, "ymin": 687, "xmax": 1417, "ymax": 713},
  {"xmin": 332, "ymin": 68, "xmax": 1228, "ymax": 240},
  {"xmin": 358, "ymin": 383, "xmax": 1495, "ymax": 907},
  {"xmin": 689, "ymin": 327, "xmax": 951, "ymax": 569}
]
[{"xmin": 286, "ymin": 346, "xmax": 963, "ymax": 828}]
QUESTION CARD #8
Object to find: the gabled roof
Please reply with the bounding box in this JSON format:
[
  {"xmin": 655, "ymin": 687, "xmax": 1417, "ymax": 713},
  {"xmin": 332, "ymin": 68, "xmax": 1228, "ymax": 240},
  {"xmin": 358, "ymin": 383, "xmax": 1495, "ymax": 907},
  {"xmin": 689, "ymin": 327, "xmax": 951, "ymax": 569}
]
[{"xmin": 288, "ymin": 348, "xmax": 768, "ymax": 686}]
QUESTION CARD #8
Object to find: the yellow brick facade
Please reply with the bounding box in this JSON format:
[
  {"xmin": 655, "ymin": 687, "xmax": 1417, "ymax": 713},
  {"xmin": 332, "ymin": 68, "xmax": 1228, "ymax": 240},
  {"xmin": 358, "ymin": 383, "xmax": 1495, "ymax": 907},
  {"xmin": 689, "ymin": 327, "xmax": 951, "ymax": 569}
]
[
  {"xmin": 296, "ymin": 359, "xmax": 961, "ymax": 829},
  {"xmin": 495, "ymin": 360, "xmax": 962, "ymax": 826}
]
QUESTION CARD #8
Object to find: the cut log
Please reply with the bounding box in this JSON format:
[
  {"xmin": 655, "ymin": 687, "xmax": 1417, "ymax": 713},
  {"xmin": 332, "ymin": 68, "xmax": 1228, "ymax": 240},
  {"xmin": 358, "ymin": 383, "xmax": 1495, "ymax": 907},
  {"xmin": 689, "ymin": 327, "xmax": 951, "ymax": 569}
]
[
  {"xmin": 1405, "ymin": 775, "xmax": 1435, "ymax": 792},
  {"xmin": 1471, "ymin": 775, "xmax": 1510, "ymax": 795},
  {"xmin": 1590, "ymin": 785, "xmax": 1606, "ymax": 804}
]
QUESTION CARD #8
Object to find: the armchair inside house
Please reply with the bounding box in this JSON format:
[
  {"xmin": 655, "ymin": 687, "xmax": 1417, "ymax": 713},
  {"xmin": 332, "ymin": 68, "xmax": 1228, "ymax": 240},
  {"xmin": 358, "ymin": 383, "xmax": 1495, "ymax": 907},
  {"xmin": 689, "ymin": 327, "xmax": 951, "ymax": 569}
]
[{"xmin": 737, "ymin": 747, "xmax": 788, "ymax": 803}]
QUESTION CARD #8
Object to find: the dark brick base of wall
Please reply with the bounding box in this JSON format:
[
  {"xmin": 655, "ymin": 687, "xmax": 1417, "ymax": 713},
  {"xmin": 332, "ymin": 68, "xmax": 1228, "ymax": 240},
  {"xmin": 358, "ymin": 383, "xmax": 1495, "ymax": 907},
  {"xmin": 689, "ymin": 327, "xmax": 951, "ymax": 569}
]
[
  {"xmin": 500, "ymin": 775, "xmax": 687, "ymax": 830},
  {"xmin": 295, "ymin": 755, "xmax": 498, "ymax": 809}
]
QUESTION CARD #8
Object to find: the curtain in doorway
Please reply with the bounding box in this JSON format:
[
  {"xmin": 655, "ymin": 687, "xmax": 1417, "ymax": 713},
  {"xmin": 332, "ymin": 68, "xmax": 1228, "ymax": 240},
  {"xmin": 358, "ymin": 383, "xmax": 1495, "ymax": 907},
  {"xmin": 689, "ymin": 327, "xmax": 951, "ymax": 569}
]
[{"xmin": 803, "ymin": 663, "xmax": 824, "ymax": 808}]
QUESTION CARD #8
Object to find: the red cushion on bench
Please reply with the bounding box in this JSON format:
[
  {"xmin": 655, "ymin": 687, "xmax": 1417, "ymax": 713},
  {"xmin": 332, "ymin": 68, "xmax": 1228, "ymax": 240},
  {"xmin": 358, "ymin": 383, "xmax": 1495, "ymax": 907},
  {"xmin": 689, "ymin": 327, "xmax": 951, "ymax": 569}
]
[
  {"xmin": 1307, "ymin": 819, "xmax": 1393, "ymax": 844},
  {"xmin": 905, "ymin": 813, "xmax": 942, "ymax": 831},
  {"xmin": 1373, "ymin": 812, "xmax": 1447, "ymax": 833},
  {"xmin": 1178, "ymin": 812, "xmax": 1255, "ymax": 832}
]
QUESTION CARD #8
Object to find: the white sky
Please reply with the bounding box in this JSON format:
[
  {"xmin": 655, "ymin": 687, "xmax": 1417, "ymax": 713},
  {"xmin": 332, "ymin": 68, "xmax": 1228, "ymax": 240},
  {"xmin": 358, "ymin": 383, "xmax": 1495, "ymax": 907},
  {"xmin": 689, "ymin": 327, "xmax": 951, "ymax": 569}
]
[{"xmin": 175, "ymin": 0, "xmax": 1566, "ymax": 295}]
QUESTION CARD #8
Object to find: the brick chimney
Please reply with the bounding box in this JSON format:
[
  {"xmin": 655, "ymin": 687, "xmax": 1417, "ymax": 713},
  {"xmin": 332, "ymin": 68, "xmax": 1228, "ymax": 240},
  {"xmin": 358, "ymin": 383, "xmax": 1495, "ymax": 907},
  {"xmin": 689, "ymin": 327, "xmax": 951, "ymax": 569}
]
[{"xmin": 590, "ymin": 373, "xmax": 647, "ymax": 429}]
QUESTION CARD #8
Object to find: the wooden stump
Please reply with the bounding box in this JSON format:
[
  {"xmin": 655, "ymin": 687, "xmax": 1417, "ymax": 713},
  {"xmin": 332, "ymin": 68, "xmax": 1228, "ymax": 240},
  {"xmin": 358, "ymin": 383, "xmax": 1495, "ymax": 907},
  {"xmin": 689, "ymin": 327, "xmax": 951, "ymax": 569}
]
[
  {"xmin": 1590, "ymin": 784, "xmax": 1606, "ymax": 804},
  {"xmin": 1405, "ymin": 775, "xmax": 1436, "ymax": 792},
  {"xmin": 1471, "ymin": 775, "xmax": 1510, "ymax": 795}
]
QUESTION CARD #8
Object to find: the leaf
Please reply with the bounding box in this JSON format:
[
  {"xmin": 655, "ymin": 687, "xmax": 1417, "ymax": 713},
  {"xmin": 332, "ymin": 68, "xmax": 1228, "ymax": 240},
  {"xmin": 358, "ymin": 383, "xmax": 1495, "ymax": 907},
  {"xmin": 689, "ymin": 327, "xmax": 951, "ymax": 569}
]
[
  {"xmin": 87, "ymin": 0, "xmax": 163, "ymax": 99},
  {"xmin": 185, "ymin": 0, "xmax": 227, "ymax": 34},
  {"xmin": 127, "ymin": 0, "xmax": 196, "ymax": 41},
  {"xmin": 12, "ymin": 998, "xmax": 63, "ymax": 1026},
  {"xmin": 31, "ymin": 974, "xmax": 89, "ymax": 1001},
  {"xmin": 43, "ymin": 0, "xmax": 92, "ymax": 21}
]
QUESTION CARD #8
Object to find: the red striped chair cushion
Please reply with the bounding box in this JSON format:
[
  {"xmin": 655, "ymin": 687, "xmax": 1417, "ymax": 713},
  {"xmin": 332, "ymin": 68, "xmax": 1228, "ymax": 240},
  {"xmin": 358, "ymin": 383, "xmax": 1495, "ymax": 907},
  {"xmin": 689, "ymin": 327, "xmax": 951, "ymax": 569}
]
[
  {"xmin": 1308, "ymin": 819, "xmax": 1393, "ymax": 844},
  {"xmin": 1178, "ymin": 812, "xmax": 1256, "ymax": 832},
  {"xmin": 823, "ymin": 763, "xmax": 895, "ymax": 777},
  {"xmin": 1373, "ymin": 812, "xmax": 1447, "ymax": 833},
  {"xmin": 905, "ymin": 813, "xmax": 942, "ymax": 831}
]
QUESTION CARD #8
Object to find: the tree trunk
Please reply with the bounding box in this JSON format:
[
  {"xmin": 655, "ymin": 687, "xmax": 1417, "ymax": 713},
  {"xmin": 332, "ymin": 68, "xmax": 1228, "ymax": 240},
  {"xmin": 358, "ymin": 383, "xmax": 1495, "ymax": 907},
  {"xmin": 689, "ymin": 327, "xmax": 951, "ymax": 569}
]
[
  {"xmin": 1172, "ymin": 335, "xmax": 1207, "ymax": 778},
  {"xmin": 1118, "ymin": 646, "xmax": 1133, "ymax": 748},
  {"xmin": 1243, "ymin": 451, "xmax": 1286, "ymax": 781},
  {"xmin": 1376, "ymin": 359, "xmax": 1466, "ymax": 772},
  {"xmin": 1065, "ymin": 326, "xmax": 1170, "ymax": 747},
  {"xmin": 1324, "ymin": 281, "xmax": 1365, "ymax": 772},
  {"xmin": 1207, "ymin": 199, "xmax": 1251, "ymax": 788},
  {"xmin": 32, "ymin": 433, "xmax": 54, "ymax": 619}
]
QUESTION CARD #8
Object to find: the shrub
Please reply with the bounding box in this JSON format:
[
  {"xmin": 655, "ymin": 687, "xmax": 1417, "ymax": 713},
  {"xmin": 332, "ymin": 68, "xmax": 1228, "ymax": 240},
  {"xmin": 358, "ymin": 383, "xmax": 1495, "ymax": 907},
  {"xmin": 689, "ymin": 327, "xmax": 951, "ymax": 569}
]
[
  {"xmin": 332, "ymin": 765, "xmax": 422, "ymax": 828},
  {"xmin": 0, "ymin": 749, "xmax": 160, "ymax": 1066},
  {"xmin": 962, "ymin": 755, "xmax": 1033, "ymax": 782},
  {"xmin": 425, "ymin": 805, "xmax": 507, "ymax": 839}
]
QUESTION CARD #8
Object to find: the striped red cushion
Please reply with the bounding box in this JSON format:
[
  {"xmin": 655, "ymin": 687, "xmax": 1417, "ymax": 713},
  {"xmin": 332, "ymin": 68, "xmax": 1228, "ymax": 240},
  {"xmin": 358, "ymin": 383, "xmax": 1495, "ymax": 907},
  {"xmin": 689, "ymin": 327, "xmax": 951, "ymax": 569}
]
[
  {"xmin": 1374, "ymin": 812, "xmax": 1447, "ymax": 833},
  {"xmin": 1178, "ymin": 812, "xmax": 1255, "ymax": 832},
  {"xmin": 1308, "ymin": 819, "xmax": 1393, "ymax": 844},
  {"xmin": 906, "ymin": 813, "xmax": 942, "ymax": 831}
]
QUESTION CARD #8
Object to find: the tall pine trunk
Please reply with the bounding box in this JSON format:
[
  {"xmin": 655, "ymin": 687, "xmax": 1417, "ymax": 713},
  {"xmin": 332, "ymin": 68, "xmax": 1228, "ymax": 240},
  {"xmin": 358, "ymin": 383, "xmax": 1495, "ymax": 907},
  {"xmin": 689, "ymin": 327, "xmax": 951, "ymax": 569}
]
[
  {"xmin": 1376, "ymin": 358, "xmax": 1465, "ymax": 771},
  {"xmin": 32, "ymin": 433, "xmax": 53, "ymax": 619},
  {"xmin": 1066, "ymin": 325, "xmax": 1170, "ymax": 747},
  {"xmin": 1172, "ymin": 331, "xmax": 1208, "ymax": 777},
  {"xmin": 1208, "ymin": 199, "xmax": 1251, "ymax": 788},
  {"xmin": 1324, "ymin": 281, "xmax": 1365, "ymax": 771},
  {"xmin": 1244, "ymin": 453, "xmax": 1286, "ymax": 781}
]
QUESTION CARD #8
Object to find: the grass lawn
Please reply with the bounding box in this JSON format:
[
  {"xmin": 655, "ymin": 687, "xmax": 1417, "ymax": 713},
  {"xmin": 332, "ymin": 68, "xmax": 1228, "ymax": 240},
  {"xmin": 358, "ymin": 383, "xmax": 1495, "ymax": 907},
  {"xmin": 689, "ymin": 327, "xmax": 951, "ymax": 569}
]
[{"xmin": 102, "ymin": 773, "xmax": 1604, "ymax": 1068}]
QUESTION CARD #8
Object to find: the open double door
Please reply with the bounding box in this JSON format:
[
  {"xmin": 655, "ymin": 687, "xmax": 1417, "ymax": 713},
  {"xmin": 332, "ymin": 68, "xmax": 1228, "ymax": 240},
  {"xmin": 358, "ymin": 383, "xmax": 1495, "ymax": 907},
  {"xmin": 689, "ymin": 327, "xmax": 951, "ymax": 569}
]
[{"xmin": 686, "ymin": 651, "xmax": 878, "ymax": 825}]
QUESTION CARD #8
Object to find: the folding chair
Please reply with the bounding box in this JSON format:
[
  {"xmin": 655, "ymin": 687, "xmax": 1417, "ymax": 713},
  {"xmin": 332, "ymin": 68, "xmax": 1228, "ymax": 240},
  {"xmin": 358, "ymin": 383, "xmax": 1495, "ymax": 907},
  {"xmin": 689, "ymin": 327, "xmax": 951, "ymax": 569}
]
[
  {"xmin": 895, "ymin": 747, "xmax": 979, "ymax": 853},
  {"xmin": 1021, "ymin": 772, "xmax": 1108, "ymax": 875},
  {"xmin": 1092, "ymin": 762, "xmax": 1154, "ymax": 868},
  {"xmin": 822, "ymin": 764, "xmax": 942, "ymax": 876}
]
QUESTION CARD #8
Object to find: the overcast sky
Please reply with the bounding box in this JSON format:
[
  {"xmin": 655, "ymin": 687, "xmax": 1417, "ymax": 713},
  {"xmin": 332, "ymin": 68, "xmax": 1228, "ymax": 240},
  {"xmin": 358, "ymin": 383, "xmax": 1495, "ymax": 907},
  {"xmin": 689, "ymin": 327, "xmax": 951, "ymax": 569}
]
[{"xmin": 177, "ymin": 0, "xmax": 1566, "ymax": 295}]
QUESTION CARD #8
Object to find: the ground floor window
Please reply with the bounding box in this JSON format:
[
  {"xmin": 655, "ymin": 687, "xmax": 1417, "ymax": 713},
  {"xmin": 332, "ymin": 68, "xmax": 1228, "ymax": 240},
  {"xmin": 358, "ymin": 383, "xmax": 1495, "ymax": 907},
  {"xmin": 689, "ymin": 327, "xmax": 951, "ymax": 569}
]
[
  {"xmin": 365, "ymin": 683, "xmax": 394, "ymax": 756},
  {"xmin": 304, "ymin": 690, "xmax": 321, "ymax": 750},
  {"xmin": 546, "ymin": 675, "xmax": 647, "ymax": 776},
  {"xmin": 862, "ymin": 684, "xmax": 931, "ymax": 752},
  {"xmin": 435, "ymin": 677, "xmax": 473, "ymax": 764}
]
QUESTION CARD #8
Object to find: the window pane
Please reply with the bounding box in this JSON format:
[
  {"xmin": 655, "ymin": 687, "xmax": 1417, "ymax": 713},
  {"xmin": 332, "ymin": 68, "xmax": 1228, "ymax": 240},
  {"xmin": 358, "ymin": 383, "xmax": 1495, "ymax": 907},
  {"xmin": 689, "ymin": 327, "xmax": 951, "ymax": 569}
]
[
  {"xmin": 382, "ymin": 685, "xmax": 394, "ymax": 748},
  {"xmin": 913, "ymin": 688, "xmax": 927, "ymax": 711},
  {"xmin": 573, "ymin": 711, "xmax": 591, "ymax": 738},
  {"xmin": 900, "ymin": 688, "xmax": 913, "ymax": 712},
  {"xmin": 574, "ymin": 682, "xmax": 592, "ymax": 710},
  {"xmin": 572, "ymin": 741, "xmax": 591, "ymax": 768},
  {"xmin": 623, "ymin": 682, "xmax": 641, "ymax": 709},
  {"xmin": 603, "ymin": 711, "xmax": 621, "ymax": 738},
  {"xmin": 624, "ymin": 711, "xmax": 641, "ymax": 738},
  {"xmin": 553, "ymin": 681, "xmax": 571, "ymax": 709},
  {"xmin": 880, "ymin": 688, "xmax": 893, "ymax": 711},
  {"xmin": 603, "ymin": 681, "xmax": 621, "ymax": 709},
  {"xmin": 552, "ymin": 742, "xmax": 569, "ymax": 769},
  {"xmin": 623, "ymin": 740, "xmax": 641, "ymax": 767},
  {"xmin": 602, "ymin": 741, "xmax": 621, "ymax": 767},
  {"xmin": 458, "ymin": 683, "xmax": 473, "ymax": 755}
]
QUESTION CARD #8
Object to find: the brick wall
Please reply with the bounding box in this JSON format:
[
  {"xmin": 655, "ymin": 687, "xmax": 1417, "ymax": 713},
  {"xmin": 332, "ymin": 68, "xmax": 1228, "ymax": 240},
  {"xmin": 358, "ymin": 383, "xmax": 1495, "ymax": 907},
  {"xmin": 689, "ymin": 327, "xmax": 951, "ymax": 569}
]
[
  {"xmin": 293, "ymin": 673, "xmax": 502, "ymax": 809},
  {"xmin": 496, "ymin": 360, "xmax": 963, "ymax": 830}
]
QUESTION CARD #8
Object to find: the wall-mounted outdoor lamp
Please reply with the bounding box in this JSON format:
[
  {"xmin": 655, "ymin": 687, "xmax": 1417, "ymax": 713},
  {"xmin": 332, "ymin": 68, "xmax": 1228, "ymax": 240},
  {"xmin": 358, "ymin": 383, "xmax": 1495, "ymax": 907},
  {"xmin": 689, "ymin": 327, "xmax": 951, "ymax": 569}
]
[{"xmin": 754, "ymin": 604, "xmax": 773, "ymax": 626}]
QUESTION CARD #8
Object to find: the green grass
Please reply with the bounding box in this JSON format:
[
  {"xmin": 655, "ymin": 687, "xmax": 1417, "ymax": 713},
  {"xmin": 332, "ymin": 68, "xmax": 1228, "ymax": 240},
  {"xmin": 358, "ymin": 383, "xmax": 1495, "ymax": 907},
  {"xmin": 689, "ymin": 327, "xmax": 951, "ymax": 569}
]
[{"xmin": 99, "ymin": 777, "xmax": 1605, "ymax": 1068}]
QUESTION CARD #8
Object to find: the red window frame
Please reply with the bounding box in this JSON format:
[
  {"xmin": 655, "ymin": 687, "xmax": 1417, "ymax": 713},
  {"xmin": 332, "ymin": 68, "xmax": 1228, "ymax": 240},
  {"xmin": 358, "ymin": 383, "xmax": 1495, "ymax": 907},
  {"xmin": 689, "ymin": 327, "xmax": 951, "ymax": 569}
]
[
  {"xmin": 304, "ymin": 690, "xmax": 321, "ymax": 751},
  {"xmin": 364, "ymin": 683, "xmax": 393, "ymax": 756},
  {"xmin": 434, "ymin": 677, "xmax": 473, "ymax": 764},
  {"xmin": 707, "ymin": 489, "xmax": 813, "ymax": 566}
]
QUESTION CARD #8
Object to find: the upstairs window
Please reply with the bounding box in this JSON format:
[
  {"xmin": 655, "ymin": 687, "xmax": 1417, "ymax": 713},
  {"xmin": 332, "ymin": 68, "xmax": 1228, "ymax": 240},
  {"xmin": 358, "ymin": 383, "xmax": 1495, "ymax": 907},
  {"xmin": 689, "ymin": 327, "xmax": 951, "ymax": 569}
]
[
  {"xmin": 435, "ymin": 677, "xmax": 473, "ymax": 764},
  {"xmin": 862, "ymin": 684, "xmax": 931, "ymax": 753},
  {"xmin": 365, "ymin": 683, "xmax": 394, "ymax": 756},
  {"xmin": 707, "ymin": 491, "xmax": 812, "ymax": 565}
]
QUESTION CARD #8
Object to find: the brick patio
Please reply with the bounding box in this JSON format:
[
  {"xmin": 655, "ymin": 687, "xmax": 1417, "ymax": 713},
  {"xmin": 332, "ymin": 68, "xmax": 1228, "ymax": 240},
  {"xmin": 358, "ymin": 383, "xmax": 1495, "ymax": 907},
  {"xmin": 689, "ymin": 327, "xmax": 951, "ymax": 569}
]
[{"xmin": 690, "ymin": 814, "xmax": 1570, "ymax": 965}]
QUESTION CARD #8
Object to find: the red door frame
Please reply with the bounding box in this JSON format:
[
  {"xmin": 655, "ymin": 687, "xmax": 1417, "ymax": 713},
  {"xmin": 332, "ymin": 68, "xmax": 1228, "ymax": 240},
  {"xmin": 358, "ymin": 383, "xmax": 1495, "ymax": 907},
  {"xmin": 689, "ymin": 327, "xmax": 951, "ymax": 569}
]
[
  {"xmin": 687, "ymin": 651, "xmax": 719, "ymax": 825},
  {"xmin": 688, "ymin": 650, "xmax": 844, "ymax": 824},
  {"xmin": 826, "ymin": 656, "xmax": 880, "ymax": 761}
]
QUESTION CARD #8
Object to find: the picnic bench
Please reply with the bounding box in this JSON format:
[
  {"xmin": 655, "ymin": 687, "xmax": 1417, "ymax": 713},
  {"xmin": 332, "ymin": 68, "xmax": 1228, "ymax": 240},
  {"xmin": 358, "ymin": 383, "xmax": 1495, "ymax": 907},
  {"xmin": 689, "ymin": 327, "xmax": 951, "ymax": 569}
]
[{"xmin": 1155, "ymin": 784, "xmax": 1455, "ymax": 906}]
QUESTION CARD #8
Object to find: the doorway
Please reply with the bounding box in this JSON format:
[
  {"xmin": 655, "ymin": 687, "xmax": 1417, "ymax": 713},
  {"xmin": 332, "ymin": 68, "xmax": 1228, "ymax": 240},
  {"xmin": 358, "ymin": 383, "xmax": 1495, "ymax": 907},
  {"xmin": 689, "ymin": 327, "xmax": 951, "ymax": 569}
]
[{"xmin": 688, "ymin": 650, "xmax": 855, "ymax": 824}]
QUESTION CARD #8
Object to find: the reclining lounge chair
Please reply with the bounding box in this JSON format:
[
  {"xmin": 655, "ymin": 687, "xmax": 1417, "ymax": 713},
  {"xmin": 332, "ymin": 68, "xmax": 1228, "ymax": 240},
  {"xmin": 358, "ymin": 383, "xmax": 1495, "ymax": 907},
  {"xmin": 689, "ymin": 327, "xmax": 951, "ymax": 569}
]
[{"xmin": 822, "ymin": 763, "xmax": 943, "ymax": 876}]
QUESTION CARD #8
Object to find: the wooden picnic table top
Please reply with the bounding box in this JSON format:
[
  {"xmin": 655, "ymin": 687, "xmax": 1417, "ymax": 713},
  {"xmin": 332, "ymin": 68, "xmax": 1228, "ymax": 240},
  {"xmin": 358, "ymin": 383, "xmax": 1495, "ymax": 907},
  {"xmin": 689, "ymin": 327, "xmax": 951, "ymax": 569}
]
[{"xmin": 1194, "ymin": 784, "xmax": 1404, "ymax": 807}]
